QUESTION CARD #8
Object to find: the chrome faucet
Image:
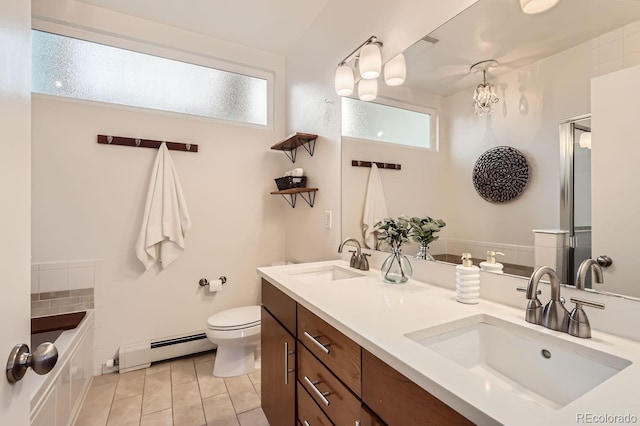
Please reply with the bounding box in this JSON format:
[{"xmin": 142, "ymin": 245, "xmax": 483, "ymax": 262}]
[
  {"xmin": 518, "ymin": 265, "xmax": 605, "ymax": 338},
  {"xmin": 518, "ymin": 266, "xmax": 569, "ymax": 332},
  {"xmin": 338, "ymin": 238, "xmax": 369, "ymax": 271},
  {"xmin": 568, "ymin": 259, "xmax": 606, "ymax": 338},
  {"xmin": 575, "ymin": 259, "xmax": 603, "ymax": 290}
]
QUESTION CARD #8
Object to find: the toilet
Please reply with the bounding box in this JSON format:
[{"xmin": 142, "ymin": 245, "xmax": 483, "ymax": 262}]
[{"xmin": 206, "ymin": 305, "xmax": 261, "ymax": 377}]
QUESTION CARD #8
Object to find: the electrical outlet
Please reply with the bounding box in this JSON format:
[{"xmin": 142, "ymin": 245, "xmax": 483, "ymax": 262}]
[{"xmin": 324, "ymin": 210, "xmax": 332, "ymax": 229}]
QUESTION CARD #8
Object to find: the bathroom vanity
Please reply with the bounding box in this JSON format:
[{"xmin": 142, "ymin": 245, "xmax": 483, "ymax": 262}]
[
  {"xmin": 258, "ymin": 260, "xmax": 640, "ymax": 425},
  {"xmin": 261, "ymin": 278, "xmax": 468, "ymax": 425}
]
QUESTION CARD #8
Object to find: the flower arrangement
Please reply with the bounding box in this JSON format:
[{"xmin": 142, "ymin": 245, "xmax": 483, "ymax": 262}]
[
  {"xmin": 409, "ymin": 216, "xmax": 447, "ymax": 246},
  {"xmin": 374, "ymin": 216, "xmax": 412, "ymax": 250},
  {"xmin": 375, "ymin": 215, "xmax": 446, "ymax": 249},
  {"xmin": 375, "ymin": 215, "xmax": 447, "ymax": 264}
]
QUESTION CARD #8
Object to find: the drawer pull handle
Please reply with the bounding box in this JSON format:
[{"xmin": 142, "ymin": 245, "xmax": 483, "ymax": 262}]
[
  {"xmin": 304, "ymin": 422, "xmax": 311, "ymax": 426},
  {"xmin": 303, "ymin": 375, "xmax": 331, "ymax": 406},
  {"xmin": 284, "ymin": 341, "xmax": 294, "ymax": 385},
  {"xmin": 304, "ymin": 331, "xmax": 331, "ymax": 354}
]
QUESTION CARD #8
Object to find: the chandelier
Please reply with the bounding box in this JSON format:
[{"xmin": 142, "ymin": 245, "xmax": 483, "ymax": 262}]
[{"xmin": 470, "ymin": 60, "xmax": 499, "ymax": 116}]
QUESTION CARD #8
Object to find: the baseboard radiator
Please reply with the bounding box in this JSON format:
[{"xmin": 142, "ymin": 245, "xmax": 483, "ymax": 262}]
[{"xmin": 118, "ymin": 332, "xmax": 216, "ymax": 373}]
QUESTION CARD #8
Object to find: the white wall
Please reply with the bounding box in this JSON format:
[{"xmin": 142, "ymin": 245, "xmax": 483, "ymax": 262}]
[
  {"xmin": 443, "ymin": 42, "xmax": 592, "ymax": 247},
  {"xmin": 592, "ymin": 64, "xmax": 640, "ymax": 297},
  {"xmin": 0, "ymin": 0, "xmax": 32, "ymax": 423},
  {"xmin": 341, "ymin": 137, "xmax": 448, "ymax": 255},
  {"xmin": 284, "ymin": 0, "xmax": 478, "ymax": 262},
  {"xmin": 30, "ymin": 1, "xmax": 288, "ymax": 373}
]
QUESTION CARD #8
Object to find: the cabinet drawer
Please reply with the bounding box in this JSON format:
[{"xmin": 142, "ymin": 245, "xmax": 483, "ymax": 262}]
[
  {"xmin": 362, "ymin": 349, "xmax": 473, "ymax": 425},
  {"xmin": 298, "ymin": 343, "xmax": 360, "ymax": 426},
  {"xmin": 297, "ymin": 305, "xmax": 361, "ymax": 395},
  {"xmin": 297, "ymin": 382, "xmax": 333, "ymax": 426},
  {"xmin": 262, "ymin": 279, "xmax": 297, "ymax": 335}
]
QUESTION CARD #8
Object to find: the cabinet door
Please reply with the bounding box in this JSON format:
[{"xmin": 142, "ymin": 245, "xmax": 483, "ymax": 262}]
[
  {"xmin": 360, "ymin": 404, "xmax": 386, "ymax": 426},
  {"xmin": 261, "ymin": 307, "xmax": 296, "ymax": 426},
  {"xmin": 362, "ymin": 349, "xmax": 473, "ymax": 425}
]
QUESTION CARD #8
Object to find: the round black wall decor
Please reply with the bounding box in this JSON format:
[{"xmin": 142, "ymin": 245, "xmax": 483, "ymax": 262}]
[{"xmin": 472, "ymin": 146, "xmax": 529, "ymax": 203}]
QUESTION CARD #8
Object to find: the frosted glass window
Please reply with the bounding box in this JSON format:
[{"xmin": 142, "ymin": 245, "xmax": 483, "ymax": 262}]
[
  {"xmin": 341, "ymin": 97, "xmax": 432, "ymax": 149},
  {"xmin": 32, "ymin": 30, "xmax": 268, "ymax": 125}
]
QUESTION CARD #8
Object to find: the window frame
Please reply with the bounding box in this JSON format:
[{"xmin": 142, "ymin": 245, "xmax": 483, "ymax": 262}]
[
  {"xmin": 30, "ymin": 21, "xmax": 275, "ymax": 129},
  {"xmin": 340, "ymin": 95, "xmax": 439, "ymax": 152}
]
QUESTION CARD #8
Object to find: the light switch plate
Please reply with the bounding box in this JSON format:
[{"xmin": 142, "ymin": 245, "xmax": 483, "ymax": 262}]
[{"xmin": 324, "ymin": 210, "xmax": 332, "ymax": 229}]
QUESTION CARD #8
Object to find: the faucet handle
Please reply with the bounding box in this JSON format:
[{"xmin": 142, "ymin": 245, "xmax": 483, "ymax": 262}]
[
  {"xmin": 568, "ymin": 297, "xmax": 605, "ymax": 339},
  {"xmin": 516, "ymin": 286, "xmax": 541, "ymax": 295},
  {"xmin": 570, "ymin": 297, "xmax": 605, "ymax": 311},
  {"xmin": 360, "ymin": 253, "xmax": 370, "ymax": 271},
  {"xmin": 348, "ymin": 250, "xmax": 358, "ymax": 268},
  {"xmin": 517, "ymin": 286, "xmax": 542, "ymax": 325}
]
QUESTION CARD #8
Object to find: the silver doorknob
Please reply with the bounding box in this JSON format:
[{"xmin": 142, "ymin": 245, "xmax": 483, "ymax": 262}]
[{"xmin": 6, "ymin": 342, "xmax": 58, "ymax": 383}]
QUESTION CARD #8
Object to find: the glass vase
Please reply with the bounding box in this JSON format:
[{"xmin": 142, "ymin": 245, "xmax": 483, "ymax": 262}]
[
  {"xmin": 381, "ymin": 247, "xmax": 412, "ymax": 284},
  {"xmin": 415, "ymin": 242, "xmax": 435, "ymax": 261}
]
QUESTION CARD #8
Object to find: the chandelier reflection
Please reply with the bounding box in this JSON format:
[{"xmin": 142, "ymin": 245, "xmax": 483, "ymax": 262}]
[{"xmin": 471, "ymin": 60, "xmax": 499, "ymax": 116}]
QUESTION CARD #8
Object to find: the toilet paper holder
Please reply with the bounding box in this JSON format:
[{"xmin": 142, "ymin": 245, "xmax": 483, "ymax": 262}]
[{"xmin": 199, "ymin": 276, "xmax": 227, "ymax": 287}]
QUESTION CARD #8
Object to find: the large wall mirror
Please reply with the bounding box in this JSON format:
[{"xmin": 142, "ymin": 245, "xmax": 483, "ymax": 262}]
[{"xmin": 341, "ymin": 0, "xmax": 640, "ymax": 299}]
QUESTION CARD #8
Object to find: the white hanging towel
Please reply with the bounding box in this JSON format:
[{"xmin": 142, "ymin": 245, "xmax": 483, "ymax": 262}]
[
  {"xmin": 362, "ymin": 163, "xmax": 388, "ymax": 249},
  {"xmin": 135, "ymin": 143, "xmax": 192, "ymax": 270}
]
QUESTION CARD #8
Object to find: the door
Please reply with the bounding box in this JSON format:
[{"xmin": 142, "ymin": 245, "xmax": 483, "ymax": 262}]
[
  {"xmin": 560, "ymin": 117, "xmax": 593, "ymax": 286},
  {"xmin": 591, "ymin": 64, "xmax": 640, "ymax": 297},
  {"xmin": 261, "ymin": 308, "xmax": 295, "ymax": 426},
  {"xmin": 0, "ymin": 0, "xmax": 32, "ymax": 424}
]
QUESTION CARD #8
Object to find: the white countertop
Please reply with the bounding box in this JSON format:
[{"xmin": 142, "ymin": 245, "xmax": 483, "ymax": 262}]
[{"xmin": 257, "ymin": 260, "xmax": 640, "ymax": 426}]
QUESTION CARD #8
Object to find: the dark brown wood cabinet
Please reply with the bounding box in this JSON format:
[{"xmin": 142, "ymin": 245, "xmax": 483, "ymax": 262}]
[
  {"xmin": 298, "ymin": 304, "xmax": 361, "ymax": 396},
  {"xmin": 362, "ymin": 349, "xmax": 474, "ymax": 426},
  {"xmin": 261, "ymin": 280, "xmax": 296, "ymax": 426},
  {"xmin": 261, "ymin": 278, "xmax": 474, "ymax": 426}
]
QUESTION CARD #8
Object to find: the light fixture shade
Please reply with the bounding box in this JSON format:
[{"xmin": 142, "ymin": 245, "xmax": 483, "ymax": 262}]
[
  {"xmin": 359, "ymin": 43, "xmax": 381, "ymax": 80},
  {"xmin": 384, "ymin": 53, "xmax": 406, "ymax": 86},
  {"xmin": 519, "ymin": 0, "xmax": 560, "ymax": 14},
  {"xmin": 335, "ymin": 65, "xmax": 354, "ymax": 96},
  {"xmin": 579, "ymin": 132, "xmax": 592, "ymax": 149},
  {"xmin": 358, "ymin": 78, "xmax": 377, "ymax": 101}
]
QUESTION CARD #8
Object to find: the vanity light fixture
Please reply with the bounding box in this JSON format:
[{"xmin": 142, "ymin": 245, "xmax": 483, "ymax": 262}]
[
  {"xmin": 359, "ymin": 42, "xmax": 382, "ymax": 80},
  {"xmin": 334, "ymin": 35, "xmax": 406, "ymax": 102},
  {"xmin": 384, "ymin": 53, "xmax": 406, "ymax": 86},
  {"xmin": 519, "ymin": 0, "xmax": 560, "ymax": 14},
  {"xmin": 470, "ymin": 60, "xmax": 500, "ymax": 116},
  {"xmin": 358, "ymin": 78, "xmax": 378, "ymax": 102},
  {"xmin": 335, "ymin": 64, "xmax": 355, "ymax": 96}
]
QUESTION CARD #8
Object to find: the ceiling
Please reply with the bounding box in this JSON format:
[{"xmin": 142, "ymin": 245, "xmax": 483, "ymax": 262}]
[
  {"xmin": 403, "ymin": 0, "xmax": 640, "ymax": 96},
  {"xmin": 76, "ymin": 0, "xmax": 329, "ymax": 54}
]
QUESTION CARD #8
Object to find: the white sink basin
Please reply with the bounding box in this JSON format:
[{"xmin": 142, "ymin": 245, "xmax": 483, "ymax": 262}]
[
  {"xmin": 287, "ymin": 264, "xmax": 366, "ymax": 283},
  {"xmin": 405, "ymin": 314, "xmax": 632, "ymax": 409}
]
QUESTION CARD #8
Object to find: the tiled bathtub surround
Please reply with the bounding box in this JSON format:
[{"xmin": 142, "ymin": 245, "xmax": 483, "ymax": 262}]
[
  {"xmin": 31, "ymin": 259, "xmax": 101, "ymax": 294},
  {"xmin": 31, "ymin": 288, "xmax": 94, "ymax": 317}
]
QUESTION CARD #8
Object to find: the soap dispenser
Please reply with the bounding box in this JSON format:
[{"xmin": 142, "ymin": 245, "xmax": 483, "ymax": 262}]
[
  {"xmin": 479, "ymin": 251, "xmax": 505, "ymax": 274},
  {"xmin": 456, "ymin": 253, "xmax": 480, "ymax": 304}
]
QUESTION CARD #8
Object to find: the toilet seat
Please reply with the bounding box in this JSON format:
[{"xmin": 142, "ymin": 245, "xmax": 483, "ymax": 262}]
[{"xmin": 207, "ymin": 306, "xmax": 260, "ymax": 331}]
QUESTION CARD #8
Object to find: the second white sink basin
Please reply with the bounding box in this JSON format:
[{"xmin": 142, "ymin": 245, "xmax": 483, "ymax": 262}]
[
  {"xmin": 287, "ymin": 264, "xmax": 366, "ymax": 283},
  {"xmin": 405, "ymin": 314, "xmax": 632, "ymax": 409}
]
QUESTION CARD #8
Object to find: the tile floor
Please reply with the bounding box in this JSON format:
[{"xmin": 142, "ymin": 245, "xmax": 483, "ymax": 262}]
[{"xmin": 74, "ymin": 351, "xmax": 268, "ymax": 426}]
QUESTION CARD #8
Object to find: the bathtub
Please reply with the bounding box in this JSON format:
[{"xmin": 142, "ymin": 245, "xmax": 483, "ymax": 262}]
[{"xmin": 27, "ymin": 310, "xmax": 94, "ymax": 426}]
